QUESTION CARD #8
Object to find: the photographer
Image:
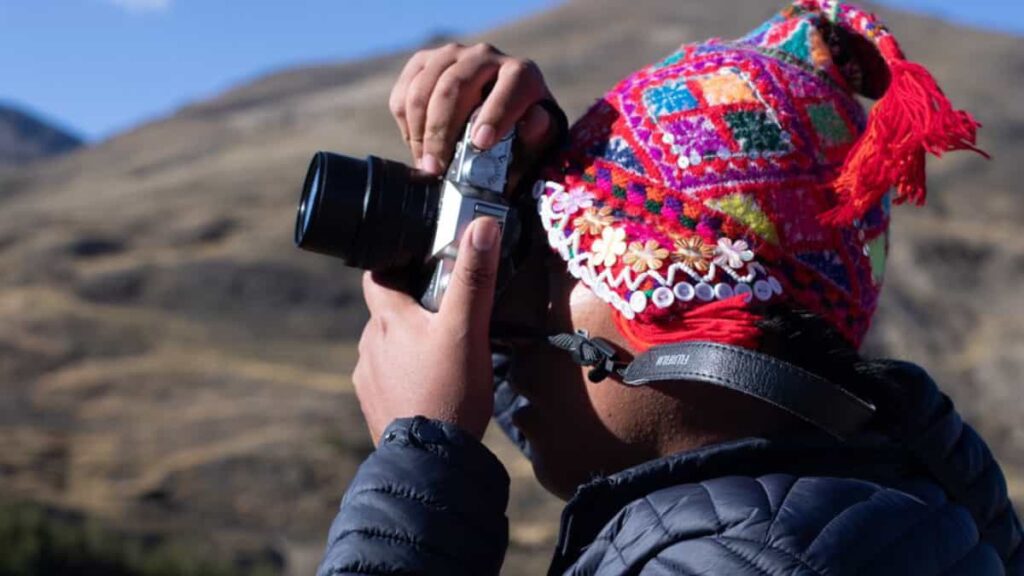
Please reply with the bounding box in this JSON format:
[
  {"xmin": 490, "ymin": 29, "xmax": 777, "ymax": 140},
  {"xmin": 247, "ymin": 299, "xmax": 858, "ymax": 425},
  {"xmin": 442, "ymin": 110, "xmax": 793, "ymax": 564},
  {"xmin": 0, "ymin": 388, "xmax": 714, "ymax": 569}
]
[{"xmin": 317, "ymin": 2, "xmax": 1022, "ymax": 574}]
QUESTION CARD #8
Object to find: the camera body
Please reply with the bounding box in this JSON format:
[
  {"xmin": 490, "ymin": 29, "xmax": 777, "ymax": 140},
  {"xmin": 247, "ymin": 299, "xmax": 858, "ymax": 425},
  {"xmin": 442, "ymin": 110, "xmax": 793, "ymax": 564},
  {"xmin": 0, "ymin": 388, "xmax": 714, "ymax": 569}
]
[
  {"xmin": 420, "ymin": 118, "xmax": 515, "ymax": 310},
  {"xmin": 294, "ymin": 112, "xmax": 521, "ymax": 311}
]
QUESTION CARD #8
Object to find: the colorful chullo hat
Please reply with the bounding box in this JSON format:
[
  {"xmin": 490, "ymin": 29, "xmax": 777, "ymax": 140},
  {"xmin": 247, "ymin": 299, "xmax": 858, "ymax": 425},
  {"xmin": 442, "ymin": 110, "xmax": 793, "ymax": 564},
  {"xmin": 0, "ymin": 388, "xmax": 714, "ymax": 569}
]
[{"xmin": 534, "ymin": 0, "xmax": 985, "ymax": 352}]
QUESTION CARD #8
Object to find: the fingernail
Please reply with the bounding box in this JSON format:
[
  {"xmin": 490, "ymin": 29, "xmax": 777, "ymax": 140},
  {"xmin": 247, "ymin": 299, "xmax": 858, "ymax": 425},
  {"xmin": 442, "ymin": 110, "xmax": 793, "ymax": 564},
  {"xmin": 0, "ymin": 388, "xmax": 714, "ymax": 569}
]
[
  {"xmin": 473, "ymin": 124, "xmax": 496, "ymax": 149},
  {"xmin": 421, "ymin": 153, "xmax": 442, "ymax": 175},
  {"xmin": 471, "ymin": 218, "xmax": 499, "ymax": 252}
]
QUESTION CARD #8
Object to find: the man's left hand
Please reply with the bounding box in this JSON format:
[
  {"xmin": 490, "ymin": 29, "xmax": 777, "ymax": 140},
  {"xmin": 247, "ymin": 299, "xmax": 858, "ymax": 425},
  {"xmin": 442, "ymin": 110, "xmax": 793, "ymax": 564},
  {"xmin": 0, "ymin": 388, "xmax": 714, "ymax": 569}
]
[{"xmin": 353, "ymin": 217, "xmax": 501, "ymax": 444}]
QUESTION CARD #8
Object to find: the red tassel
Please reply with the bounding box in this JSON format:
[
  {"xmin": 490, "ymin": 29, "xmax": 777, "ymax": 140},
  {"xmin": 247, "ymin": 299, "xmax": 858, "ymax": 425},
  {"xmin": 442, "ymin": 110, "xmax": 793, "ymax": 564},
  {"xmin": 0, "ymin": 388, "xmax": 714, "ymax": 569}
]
[
  {"xmin": 614, "ymin": 296, "xmax": 762, "ymax": 353},
  {"xmin": 820, "ymin": 37, "xmax": 988, "ymax": 226}
]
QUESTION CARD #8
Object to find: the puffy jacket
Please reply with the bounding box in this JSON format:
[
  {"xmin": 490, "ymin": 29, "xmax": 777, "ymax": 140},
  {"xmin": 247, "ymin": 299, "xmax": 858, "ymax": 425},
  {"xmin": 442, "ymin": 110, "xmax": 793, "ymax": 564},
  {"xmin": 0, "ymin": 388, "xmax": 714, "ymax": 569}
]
[{"xmin": 318, "ymin": 361, "xmax": 1023, "ymax": 575}]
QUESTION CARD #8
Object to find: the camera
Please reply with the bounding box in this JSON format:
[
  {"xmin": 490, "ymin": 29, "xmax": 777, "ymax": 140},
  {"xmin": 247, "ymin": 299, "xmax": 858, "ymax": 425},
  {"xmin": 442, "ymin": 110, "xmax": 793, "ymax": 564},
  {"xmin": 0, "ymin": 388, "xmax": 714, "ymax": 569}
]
[{"xmin": 294, "ymin": 114, "xmax": 524, "ymax": 311}]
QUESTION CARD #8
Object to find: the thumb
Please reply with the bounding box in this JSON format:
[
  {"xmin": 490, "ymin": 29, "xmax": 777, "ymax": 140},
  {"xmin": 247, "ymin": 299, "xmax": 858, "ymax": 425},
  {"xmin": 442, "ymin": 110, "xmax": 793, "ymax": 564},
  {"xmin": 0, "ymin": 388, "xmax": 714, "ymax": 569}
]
[{"xmin": 439, "ymin": 217, "xmax": 501, "ymax": 333}]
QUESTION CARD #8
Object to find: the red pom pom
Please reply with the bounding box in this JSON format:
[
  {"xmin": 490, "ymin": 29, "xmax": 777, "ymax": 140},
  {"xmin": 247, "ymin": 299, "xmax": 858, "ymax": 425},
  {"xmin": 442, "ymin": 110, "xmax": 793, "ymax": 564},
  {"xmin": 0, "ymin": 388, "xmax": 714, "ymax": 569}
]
[{"xmin": 820, "ymin": 37, "xmax": 988, "ymax": 226}]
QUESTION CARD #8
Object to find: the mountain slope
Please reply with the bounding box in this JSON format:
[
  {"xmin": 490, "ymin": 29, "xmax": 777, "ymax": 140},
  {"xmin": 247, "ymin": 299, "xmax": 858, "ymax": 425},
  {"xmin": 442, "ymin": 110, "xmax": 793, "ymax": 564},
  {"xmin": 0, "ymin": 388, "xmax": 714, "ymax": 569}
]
[
  {"xmin": 0, "ymin": 103, "xmax": 82, "ymax": 166},
  {"xmin": 0, "ymin": 2, "xmax": 1020, "ymax": 574}
]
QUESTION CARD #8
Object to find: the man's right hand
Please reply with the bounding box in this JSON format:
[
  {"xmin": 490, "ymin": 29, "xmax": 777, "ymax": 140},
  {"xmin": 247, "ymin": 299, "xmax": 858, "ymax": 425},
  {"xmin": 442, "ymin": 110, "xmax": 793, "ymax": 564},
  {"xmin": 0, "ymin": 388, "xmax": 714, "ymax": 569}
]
[{"xmin": 388, "ymin": 42, "xmax": 561, "ymax": 182}]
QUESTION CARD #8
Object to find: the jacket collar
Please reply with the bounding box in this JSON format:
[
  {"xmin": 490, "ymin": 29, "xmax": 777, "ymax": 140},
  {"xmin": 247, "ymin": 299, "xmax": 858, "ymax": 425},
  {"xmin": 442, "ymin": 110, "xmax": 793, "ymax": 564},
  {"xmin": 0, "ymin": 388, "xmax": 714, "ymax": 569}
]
[{"xmin": 548, "ymin": 431, "xmax": 910, "ymax": 574}]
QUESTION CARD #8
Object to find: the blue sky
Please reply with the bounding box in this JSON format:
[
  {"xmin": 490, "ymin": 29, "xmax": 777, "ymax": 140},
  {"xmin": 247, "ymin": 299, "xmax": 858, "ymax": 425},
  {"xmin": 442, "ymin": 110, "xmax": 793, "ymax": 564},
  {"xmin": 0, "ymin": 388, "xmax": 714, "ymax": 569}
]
[{"xmin": 1, "ymin": 0, "xmax": 1021, "ymax": 142}]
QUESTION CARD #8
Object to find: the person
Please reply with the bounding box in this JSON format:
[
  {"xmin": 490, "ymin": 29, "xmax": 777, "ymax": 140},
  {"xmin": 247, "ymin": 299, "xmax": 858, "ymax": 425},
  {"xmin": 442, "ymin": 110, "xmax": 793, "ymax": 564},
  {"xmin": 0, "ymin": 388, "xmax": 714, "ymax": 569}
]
[{"xmin": 318, "ymin": 1, "xmax": 1022, "ymax": 574}]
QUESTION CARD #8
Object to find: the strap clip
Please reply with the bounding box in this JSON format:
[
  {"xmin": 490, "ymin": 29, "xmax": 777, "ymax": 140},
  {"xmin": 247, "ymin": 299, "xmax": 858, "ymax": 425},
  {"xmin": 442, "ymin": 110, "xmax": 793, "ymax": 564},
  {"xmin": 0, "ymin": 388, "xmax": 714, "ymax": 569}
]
[{"xmin": 547, "ymin": 330, "xmax": 624, "ymax": 383}]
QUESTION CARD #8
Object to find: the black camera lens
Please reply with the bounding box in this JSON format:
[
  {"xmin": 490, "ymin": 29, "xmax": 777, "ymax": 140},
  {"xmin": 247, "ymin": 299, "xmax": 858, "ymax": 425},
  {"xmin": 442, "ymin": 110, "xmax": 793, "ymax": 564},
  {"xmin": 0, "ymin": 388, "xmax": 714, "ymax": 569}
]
[{"xmin": 295, "ymin": 152, "xmax": 441, "ymax": 271}]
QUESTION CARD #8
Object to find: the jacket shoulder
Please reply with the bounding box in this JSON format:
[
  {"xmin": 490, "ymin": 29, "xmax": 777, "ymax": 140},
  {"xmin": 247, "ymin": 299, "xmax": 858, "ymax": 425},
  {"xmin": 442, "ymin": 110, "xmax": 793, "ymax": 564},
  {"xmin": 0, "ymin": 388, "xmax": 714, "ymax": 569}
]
[{"xmin": 572, "ymin": 474, "xmax": 1000, "ymax": 575}]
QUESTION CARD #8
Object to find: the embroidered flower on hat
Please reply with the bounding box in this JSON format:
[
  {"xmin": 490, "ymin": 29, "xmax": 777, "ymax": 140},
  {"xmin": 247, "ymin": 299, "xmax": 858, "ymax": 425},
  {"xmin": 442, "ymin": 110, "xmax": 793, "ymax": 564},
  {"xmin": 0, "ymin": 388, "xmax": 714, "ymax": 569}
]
[
  {"xmin": 672, "ymin": 236, "xmax": 715, "ymax": 272},
  {"xmin": 623, "ymin": 239, "xmax": 670, "ymax": 273},
  {"xmin": 573, "ymin": 206, "xmax": 615, "ymax": 236},
  {"xmin": 589, "ymin": 226, "xmax": 628, "ymax": 267},
  {"xmin": 552, "ymin": 186, "xmax": 595, "ymax": 214},
  {"xmin": 536, "ymin": 188, "xmax": 784, "ymax": 324},
  {"xmin": 714, "ymin": 238, "xmax": 755, "ymax": 269}
]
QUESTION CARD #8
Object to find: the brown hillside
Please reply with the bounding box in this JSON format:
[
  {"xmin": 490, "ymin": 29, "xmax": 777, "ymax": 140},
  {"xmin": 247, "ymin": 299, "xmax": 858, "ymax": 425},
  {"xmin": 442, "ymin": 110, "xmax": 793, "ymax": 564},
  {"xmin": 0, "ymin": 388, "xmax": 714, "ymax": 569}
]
[{"xmin": 0, "ymin": 1, "xmax": 1020, "ymax": 574}]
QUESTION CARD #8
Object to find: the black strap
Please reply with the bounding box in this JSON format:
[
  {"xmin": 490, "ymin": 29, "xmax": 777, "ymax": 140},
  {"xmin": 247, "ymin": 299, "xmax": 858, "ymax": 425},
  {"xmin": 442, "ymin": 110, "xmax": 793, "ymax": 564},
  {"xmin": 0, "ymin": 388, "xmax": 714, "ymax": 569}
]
[
  {"xmin": 546, "ymin": 330, "xmax": 624, "ymax": 383},
  {"xmin": 622, "ymin": 342, "xmax": 876, "ymax": 440}
]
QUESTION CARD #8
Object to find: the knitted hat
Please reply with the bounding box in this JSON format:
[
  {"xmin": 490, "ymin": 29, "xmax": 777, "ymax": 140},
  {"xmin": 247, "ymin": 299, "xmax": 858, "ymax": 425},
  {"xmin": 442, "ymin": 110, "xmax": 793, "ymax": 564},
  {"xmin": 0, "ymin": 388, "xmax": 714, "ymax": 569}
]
[{"xmin": 533, "ymin": 0, "xmax": 984, "ymax": 352}]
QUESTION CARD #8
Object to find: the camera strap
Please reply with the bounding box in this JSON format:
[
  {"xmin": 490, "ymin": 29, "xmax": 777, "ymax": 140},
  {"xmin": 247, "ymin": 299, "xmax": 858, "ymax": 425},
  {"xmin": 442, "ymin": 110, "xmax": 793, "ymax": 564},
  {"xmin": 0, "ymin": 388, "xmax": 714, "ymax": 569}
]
[
  {"xmin": 521, "ymin": 326, "xmax": 876, "ymax": 440},
  {"xmin": 545, "ymin": 330, "xmax": 626, "ymax": 383},
  {"xmin": 621, "ymin": 341, "xmax": 876, "ymax": 440}
]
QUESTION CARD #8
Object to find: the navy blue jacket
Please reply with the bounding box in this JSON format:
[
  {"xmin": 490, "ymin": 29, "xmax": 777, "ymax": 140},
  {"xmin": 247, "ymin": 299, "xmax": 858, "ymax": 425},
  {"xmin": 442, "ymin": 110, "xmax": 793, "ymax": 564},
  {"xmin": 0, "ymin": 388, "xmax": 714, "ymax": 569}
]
[{"xmin": 318, "ymin": 361, "xmax": 1022, "ymax": 575}]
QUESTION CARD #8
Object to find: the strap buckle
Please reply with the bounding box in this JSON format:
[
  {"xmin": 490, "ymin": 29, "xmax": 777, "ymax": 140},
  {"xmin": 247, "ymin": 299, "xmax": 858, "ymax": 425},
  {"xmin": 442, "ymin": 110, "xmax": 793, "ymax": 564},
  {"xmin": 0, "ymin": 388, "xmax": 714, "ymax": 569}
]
[{"xmin": 547, "ymin": 330, "xmax": 625, "ymax": 383}]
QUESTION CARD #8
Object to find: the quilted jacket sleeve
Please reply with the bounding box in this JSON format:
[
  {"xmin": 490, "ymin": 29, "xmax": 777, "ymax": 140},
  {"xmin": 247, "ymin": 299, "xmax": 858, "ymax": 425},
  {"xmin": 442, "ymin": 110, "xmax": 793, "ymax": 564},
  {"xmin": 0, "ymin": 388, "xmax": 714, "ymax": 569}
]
[{"xmin": 317, "ymin": 417, "xmax": 510, "ymax": 576}]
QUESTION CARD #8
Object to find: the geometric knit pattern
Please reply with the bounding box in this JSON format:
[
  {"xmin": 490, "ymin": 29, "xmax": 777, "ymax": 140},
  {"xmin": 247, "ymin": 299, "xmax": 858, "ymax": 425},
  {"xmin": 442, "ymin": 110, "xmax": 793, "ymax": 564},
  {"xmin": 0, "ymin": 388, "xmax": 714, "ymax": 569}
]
[{"xmin": 535, "ymin": 0, "xmax": 894, "ymax": 348}]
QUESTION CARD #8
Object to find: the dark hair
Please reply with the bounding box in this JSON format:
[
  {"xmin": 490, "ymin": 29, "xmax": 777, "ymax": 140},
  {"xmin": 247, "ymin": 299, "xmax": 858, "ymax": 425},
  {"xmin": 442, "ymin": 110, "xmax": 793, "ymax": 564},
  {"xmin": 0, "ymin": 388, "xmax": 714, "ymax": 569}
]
[{"xmin": 756, "ymin": 306, "xmax": 905, "ymax": 433}]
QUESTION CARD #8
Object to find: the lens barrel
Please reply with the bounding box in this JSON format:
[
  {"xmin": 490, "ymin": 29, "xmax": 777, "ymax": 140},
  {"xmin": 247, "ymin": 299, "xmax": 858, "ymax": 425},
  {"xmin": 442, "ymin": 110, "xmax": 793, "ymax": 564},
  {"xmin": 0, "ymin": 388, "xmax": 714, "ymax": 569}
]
[{"xmin": 295, "ymin": 152, "xmax": 440, "ymax": 271}]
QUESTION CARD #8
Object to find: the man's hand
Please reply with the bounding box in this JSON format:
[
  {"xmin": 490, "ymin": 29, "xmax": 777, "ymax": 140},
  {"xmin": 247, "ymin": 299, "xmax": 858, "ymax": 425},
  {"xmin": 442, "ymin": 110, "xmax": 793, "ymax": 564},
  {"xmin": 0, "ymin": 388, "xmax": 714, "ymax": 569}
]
[
  {"xmin": 353, "ymin": 217, "xmax": 501, "ymax": 444},
  {"xmin": 389, "ymin": 42, "xmax": 558, "ymax": 180}
]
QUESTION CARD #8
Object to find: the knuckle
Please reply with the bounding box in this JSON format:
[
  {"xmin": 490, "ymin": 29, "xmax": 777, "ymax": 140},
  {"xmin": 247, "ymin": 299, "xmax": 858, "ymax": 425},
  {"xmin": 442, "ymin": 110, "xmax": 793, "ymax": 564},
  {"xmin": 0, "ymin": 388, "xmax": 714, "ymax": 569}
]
[
  {"xmin": 406, "ymin": 91, "xmax": 429, "ymax": 114},
  {"xmin": 424, "ymin": 123, "xmax": 449, "ymax": 144},
  {"xmin": 352, "ymin": 364, "xmax": 368, "ymax": 392},
  {"xmin": 439, "ymin": 41, "xmax": 463, "ymax": 56},
  {"xmin": 457, "ymin": 264, "xmax": 496, "ymax": 289},
  {"xmin": 469, "ymin": 42, "xmax": 497, "ymax": 57},
  {"xmin": 410, "ymin": 49, "xmax": 429, "ymax": 66},
  {"xmin": 388, "ymin": 96, "xmax": 406, "ymax": 119},
  {"xmin": 505, "ymin": 58, "xmax": 530, "ymax": 77},
  {"xmin": 509, "ymin": 58, "xmax": 541, "ymax": 82},
  {"xmin": 435, "ymin": 74, "xmax": 465, "ymax": 102}
]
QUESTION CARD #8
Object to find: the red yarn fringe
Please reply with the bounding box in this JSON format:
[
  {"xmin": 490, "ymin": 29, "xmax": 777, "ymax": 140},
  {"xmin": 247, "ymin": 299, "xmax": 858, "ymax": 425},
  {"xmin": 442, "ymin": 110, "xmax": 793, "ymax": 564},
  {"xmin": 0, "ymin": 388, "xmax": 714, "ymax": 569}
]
[
  {"xmin": 820, "ymin": 37, "xmax": 988, "ymax": 226},
  {"xmin": 614, "ymin": 295, "xmax": 762, "ymax": 353}
]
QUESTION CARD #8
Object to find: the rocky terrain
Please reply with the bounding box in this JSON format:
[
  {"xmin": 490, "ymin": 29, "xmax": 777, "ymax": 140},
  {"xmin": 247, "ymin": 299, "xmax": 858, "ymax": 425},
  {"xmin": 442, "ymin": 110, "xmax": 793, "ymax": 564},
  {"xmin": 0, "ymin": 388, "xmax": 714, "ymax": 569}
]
[
  {"xmin": 0, "ymin": 103, "xmax": 82, "ymax": 166},
  {"xmin": 0, "ymin": 1, "xmax": 1020, "ymax": 574}
]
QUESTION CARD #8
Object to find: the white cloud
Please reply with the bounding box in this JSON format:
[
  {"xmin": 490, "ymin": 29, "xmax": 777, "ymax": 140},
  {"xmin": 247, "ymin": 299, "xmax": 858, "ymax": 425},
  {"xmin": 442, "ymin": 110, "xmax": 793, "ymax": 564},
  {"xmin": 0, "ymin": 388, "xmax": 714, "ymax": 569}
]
[{"xmin": 106, "ymin": 0, "xmax": 172, "ymax": 14}]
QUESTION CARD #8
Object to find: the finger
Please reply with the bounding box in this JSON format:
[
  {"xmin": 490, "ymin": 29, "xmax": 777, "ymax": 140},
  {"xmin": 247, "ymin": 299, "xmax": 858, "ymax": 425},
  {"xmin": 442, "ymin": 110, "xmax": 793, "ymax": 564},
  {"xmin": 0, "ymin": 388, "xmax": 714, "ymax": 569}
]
[
  {"xmin": 517, "ymin": 103, "xmax": 555, "ymax": 150},
  {"xmin": 389, "ymin": 51, "xmax": 429, "ymax": 150},
  {"xmin": 423, "ymin": 49, "xmax": 501, "ymax": 173},
  {"xmin": 405, "ymin": 43, "xmax": 463, "ymax": 169},
  {"xmin": 361, "ymin": 271, "xmax": 420, "ymax": 318},
  {"xmin": 507, "ymin": 103, "xmax": 556, "ymax": 191},
  {"xmin": 438, "ymin": 217, "xmax": 501, "ymax": 333},
  {"xmin": 472, "ymin": 58, "xmax": 547, "ymax": 150}
]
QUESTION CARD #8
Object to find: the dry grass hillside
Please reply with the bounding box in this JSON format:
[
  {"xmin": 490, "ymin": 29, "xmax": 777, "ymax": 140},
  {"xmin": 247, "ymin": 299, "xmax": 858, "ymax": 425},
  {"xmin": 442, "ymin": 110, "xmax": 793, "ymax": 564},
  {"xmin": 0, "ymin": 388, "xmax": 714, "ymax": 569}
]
[{"xmin": 0, "ymin": 1, "xmax": 1021, "ymax": 574}]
